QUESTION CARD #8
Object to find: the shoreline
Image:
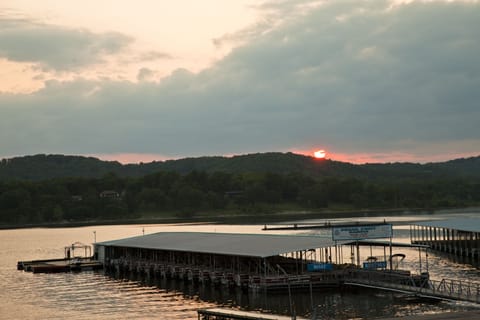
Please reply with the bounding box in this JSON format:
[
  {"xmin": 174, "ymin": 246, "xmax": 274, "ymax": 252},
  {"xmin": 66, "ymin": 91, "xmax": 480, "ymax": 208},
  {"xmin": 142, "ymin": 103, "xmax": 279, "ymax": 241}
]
[{"xmin": 1, "ymin": 206, "xmax": 477, "ymax": 231}]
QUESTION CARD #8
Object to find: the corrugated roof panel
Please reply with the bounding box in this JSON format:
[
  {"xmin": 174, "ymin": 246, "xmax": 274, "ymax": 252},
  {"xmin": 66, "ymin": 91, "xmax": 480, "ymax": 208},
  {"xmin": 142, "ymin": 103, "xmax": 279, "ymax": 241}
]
[
  {"xmin": 413, "ymin": 218, "xmax": 480, "ymax": 233},
  {"xmin": 96, "ymin": 232, "xmax": 341, "ymax": 258}
]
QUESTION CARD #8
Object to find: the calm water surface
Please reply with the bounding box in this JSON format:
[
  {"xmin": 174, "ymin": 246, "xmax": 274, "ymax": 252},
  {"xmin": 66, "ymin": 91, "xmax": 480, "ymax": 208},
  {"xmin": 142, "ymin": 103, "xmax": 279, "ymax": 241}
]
[{"xmin": 2, "ymin": 211, "xmax": 480, "ymax": 319}]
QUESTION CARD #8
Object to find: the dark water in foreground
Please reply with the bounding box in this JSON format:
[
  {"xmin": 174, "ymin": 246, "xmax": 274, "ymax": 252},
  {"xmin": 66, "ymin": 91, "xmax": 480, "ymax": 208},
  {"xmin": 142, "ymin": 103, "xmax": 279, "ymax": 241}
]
[{"xmin": 2, "ymin": 211, "xmax": 480, "ymax": 319}]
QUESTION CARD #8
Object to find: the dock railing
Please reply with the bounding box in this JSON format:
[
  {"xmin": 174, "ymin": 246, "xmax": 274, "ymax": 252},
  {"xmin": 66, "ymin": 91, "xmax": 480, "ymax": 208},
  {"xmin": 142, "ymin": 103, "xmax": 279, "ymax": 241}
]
[
  {"xmin": 425, "ymin": 278, "xmax": 480, "ymax": 303},
  {"xmin": 344, "ymin": 269, "xmax": 480, "ymax": 303}
]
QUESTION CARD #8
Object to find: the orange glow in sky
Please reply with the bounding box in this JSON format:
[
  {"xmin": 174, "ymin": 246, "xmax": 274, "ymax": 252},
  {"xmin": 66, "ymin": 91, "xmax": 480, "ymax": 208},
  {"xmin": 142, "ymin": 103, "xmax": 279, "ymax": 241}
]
[{"xmin": 314, "ymin": 150, "xmax": 326, "ymax": 159}]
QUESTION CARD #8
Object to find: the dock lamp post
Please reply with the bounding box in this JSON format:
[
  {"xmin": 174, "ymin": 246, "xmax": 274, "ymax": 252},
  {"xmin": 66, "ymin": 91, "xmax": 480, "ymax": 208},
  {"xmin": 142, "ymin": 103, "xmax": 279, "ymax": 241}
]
[{"xmin": 277, "ymin": 264, "xmax": 295, "ymax": 320}]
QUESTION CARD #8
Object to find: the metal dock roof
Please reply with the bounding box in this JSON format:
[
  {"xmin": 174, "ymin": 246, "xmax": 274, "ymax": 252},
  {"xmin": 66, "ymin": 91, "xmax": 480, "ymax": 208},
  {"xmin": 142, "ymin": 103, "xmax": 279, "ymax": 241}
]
[
  {"xmin": 96, "ymin": 232, "xmax": 342, "ymax": 258},
  {"xmin": 412, "ymin": 218, "xmax": 480, "ymax": 233}
]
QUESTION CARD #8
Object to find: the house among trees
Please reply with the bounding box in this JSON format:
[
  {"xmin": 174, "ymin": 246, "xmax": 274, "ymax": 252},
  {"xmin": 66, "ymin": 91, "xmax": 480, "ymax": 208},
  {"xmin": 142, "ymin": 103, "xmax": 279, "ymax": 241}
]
[
  {"xmin": 71, "ymin": 195, "xmax": 83, "ymax": 201},
  {"xmin": 99, "ymin": 190, "xmax": 120, "ymax": 199}
]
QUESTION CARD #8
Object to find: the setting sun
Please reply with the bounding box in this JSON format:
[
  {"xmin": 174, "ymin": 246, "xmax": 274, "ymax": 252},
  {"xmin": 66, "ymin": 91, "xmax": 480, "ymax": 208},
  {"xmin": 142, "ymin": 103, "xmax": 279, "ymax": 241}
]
[{"xmin": 314, "ymin": 149, "xmax": 326, "ymax": 159}]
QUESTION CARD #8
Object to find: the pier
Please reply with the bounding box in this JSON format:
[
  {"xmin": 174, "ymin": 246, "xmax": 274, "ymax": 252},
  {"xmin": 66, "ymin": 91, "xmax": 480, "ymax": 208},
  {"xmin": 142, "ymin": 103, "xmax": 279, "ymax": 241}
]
[
  {"xmin": 197, "ymin": 308, "xmax": 307, "ymax": 320},
  {"xmin": 410, "ymin": 218, "xmax": 480, "ymax": 260},
  {"xmin": 93, "ymin": 229, "xmax": 480, "ymax": 304},
  {"xmin": 344, "ymin": 269, "xmax": 480, "ymax": 303},
  {"xmin": 379, "ymin": 310, "xmax": 480, "ymax": 320},
  {"xmin": 197, "ymin": 307, "xmax": 480, "ymax": 320},
  {"xmin": 18, "ymin": 257, "xmax": 102, "ymax": 273},
  {"xmin": 95, "ymin": 231, "xmax": 432, "ymax": 293},
  {"xmin": 95, "ymin": 232, "xmax": 350, "ymax": 291},
  {"xmin": 18, "ymin": 242, "xmax": 102, "ymax": 273}
]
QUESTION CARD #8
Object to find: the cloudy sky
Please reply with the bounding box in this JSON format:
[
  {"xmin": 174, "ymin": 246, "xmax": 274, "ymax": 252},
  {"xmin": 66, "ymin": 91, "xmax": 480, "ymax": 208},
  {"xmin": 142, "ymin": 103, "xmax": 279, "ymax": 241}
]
[{"xmin": 0, "ymin": 0, "xmax": 479, "ymax": 164}]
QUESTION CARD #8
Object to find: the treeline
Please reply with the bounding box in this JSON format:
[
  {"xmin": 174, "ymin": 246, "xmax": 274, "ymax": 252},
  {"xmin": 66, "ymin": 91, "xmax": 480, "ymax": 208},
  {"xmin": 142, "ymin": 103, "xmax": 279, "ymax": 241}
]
[
  {"xmin": 1, "ymin": 170, "xmax": 480, "ymax": 225},
  {"xmin": 2, "ymin": 153, "xmax": 480, "ymax": 182}
]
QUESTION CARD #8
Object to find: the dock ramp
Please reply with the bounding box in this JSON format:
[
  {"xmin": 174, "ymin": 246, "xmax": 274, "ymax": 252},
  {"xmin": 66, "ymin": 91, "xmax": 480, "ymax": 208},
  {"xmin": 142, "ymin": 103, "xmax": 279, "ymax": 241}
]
[{"xmin": 344, "ymin": 271, "xmax": 480, "ymax": 303}]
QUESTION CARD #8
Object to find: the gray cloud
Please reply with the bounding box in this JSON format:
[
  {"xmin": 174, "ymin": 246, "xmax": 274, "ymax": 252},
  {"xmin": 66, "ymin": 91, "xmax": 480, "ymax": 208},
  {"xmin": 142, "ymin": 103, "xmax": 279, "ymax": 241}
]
[
  {"xmin": 138, "ymin": 51, "xmax": 173, "ymax": 61},
  {"xmin": 0, "ymin": 17, "xmax": 132, "ymax": 71},
  {"xmin": 137, "ymin": 67, "xmax": 155, "ymax": 82},
  {"xmin": 1, "ymin": 0, "xmax": 479, "ymax": 160}
]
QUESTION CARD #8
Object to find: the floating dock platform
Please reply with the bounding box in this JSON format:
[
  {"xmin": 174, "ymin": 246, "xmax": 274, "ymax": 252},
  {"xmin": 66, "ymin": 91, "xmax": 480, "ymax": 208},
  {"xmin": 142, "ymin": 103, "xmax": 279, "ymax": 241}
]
[
  {"xmin": 95, "ymin": 232, "xmax": 430, "ymax": 291},
  {"xmin": 197, "ymin": 308, "xmax": 307, "ymax": 320},
  {"xmin": 18, "ymin": 242, "xmax": 102, "ymax": 273},
  {"xmin": 95, "ymin": 231, "xmax": 351, "ymax": 291},
  {"xmin": 18, "ymin": 257, "xmax": 103, "ymax": 273},
  {"xmin": 94, "ymin": 231, "xmax": 480, "ymax": 303},
  {"xmin": 379, "ymin": 310, "xmax": 480, "ymax": 320}
]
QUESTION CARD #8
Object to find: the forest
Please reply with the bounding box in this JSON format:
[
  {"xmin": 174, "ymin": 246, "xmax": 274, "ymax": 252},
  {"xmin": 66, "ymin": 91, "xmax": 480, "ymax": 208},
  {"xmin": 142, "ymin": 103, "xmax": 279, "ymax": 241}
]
[
  {"xmin": 2, "ymin": 153, "xmax": 480, "ymax": 181},
  {"xmin": 1, "ymin": 167, "xmax": 479, "ymax": 226}
]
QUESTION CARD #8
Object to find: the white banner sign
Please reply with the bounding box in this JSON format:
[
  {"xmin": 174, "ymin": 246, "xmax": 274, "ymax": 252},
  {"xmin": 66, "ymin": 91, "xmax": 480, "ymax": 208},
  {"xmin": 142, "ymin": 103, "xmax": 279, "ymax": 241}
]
[{"xmin": 332, "ymin": 224, "xmax": 392, "ymax": 241}]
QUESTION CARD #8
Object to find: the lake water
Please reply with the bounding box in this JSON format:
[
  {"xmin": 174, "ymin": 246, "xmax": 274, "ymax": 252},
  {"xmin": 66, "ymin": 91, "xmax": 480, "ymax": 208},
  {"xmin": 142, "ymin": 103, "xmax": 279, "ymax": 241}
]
[{"xmin": 2, "ymin": 211, "xmax": 480, "ymax": 319}]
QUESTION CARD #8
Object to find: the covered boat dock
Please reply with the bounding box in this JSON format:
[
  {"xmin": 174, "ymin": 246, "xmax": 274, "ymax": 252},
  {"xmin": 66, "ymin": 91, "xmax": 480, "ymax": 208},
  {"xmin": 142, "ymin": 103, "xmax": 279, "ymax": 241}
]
[
  {"xmin": 92, "ymin": 226, "xmax": 480, "ymax": 302},
  {"xmin": 95, "ymin": 232, "xmax": 350, "ymax": 290}
]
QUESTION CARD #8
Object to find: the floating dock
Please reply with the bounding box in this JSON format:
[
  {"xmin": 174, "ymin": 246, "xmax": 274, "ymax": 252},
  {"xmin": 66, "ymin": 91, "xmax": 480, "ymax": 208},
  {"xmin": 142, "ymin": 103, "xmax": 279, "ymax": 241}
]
[
  {"xmin": 95, "ymin": 232, "xmax": 428, "ymax": 291},
  {"xmin": 95, "ymin": 232, "xmax": 353, "ymax": 291},
  {"xmin": 197, "ymin": 308, "xmax": 307, "ymax": 320},
  {"xmin": 18, "ymin": 257, "xmax": 103, "ymax": 273},
  {"xmin": 18, "ymin": 242, "xmax": 103, "ymax": 273},
  {"xmin": 93, "ymin": 230, "xmax": 480, "ymax": 303},
  {"xmin": 379, "ymin": 310, "xmax": 480, "ymax": 320}
]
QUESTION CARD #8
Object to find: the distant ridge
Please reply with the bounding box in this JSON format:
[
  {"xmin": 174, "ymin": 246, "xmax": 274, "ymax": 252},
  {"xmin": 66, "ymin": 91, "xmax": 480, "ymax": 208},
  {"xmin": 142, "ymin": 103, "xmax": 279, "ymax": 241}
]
[{"xmin": 0, "ymin": 152, "xmax": 479, "ymax": 181}]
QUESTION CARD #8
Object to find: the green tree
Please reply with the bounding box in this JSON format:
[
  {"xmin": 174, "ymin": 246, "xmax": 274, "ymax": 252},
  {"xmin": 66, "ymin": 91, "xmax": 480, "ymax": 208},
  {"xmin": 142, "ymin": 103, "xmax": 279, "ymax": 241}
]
[{"xmin": 173, "ymin": 185, "xmax": 205, "ymax": 217}]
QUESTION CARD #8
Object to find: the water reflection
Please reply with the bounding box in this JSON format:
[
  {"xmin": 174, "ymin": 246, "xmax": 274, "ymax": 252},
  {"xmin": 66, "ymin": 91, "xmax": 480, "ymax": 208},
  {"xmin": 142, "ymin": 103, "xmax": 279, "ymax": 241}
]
[
  {"xmin": 104, "ymin": 263, "xmax": 478, "ymax": 320},
  {"xmin": 2, "ymin": 213, "xmax": 480, "ymax": 319}
]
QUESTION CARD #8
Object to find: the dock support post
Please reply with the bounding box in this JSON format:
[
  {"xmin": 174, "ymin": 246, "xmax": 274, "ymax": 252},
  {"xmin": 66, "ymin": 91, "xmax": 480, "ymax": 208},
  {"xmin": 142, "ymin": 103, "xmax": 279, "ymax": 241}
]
[
  {"xmin": 418, "ymin": 247, "xmax": 422, "ymax": 274},
  {"xmin": 389, "ymin": 236, "xmax": 393, "ymax": 271},
  {"xmin": 425, "ymin": 248, "xmax": 429, "ymax": 274},
  {"xmin": 356, "ymin": 242, "xmax": 360, "ymax": 267},
  {"xmin": 277, "ymin": 264, "xmax": 293, "ymax": 319}
]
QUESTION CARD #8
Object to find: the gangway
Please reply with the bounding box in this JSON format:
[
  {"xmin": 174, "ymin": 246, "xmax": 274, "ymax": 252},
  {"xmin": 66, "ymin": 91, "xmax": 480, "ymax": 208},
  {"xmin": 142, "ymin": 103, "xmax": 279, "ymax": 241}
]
[{"xmin": 344, "ymin": 270, "xmax": 480, "ymax": 303}]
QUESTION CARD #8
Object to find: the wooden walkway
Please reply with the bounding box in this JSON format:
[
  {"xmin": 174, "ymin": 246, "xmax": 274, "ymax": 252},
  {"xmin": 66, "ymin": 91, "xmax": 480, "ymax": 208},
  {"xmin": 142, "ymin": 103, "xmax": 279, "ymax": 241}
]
[
  {"xmin": 197, "ymin": 308, "xmax": 306, "ymax": 320},
  {"xmin": 379, "ymin": 310, "xmax": 480, "ymax": 320},
  {"xmin": 18, "ymin": 257, "xmax": 102, "ymax": 273}
]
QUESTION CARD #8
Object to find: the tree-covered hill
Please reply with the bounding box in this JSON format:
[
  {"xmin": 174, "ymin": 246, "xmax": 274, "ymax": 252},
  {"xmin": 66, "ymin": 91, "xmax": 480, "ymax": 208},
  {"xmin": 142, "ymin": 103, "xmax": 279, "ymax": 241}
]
[
  {"xmin": 1, "ymin": 152, "xmax": 480, "ymax": 181},
  {"xmin": 0, "ymin": 154, "xmax": 124, "ymax": 180},
  {"xmin": 1, "ymin": 152, "xmax": 479, "ymax": 226}
]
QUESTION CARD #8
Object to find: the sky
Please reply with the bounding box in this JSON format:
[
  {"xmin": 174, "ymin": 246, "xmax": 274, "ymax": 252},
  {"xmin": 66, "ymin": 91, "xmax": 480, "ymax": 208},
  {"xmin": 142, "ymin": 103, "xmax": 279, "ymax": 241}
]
[{"xmin": 0, "ymin": 0, "xmax": 479, "ymax": 164}]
